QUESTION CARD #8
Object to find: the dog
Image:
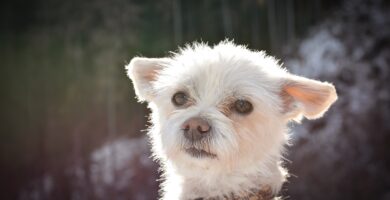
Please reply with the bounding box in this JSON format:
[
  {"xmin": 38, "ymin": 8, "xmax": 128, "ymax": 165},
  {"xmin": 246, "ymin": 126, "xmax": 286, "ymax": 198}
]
[{"xmin": 126, "ymin": 41, "xmax": 337, "ymax": 200}]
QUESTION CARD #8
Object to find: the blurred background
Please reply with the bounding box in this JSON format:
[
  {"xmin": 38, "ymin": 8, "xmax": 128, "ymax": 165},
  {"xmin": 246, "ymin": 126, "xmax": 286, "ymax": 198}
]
[{"xmin": 0, "ymin": 0, "xmax": 389, "ymax": 199}]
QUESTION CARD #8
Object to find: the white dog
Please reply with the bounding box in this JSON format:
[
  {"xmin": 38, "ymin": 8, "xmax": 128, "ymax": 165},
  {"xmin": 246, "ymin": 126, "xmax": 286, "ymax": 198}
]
[{"xmin": 126, "ymin": 41, "xmax": 337, "ymax": 200}]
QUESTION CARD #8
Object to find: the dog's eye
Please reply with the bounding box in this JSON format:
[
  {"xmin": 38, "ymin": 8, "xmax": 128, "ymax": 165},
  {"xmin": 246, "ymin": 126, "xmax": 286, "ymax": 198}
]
[
  {"xmin": 172, "ymin": 92, "xmax": 188, "ymax": 106},
  {"xmin": 234, "ymin": 100, "xmax": 253, "ymax": 114}
]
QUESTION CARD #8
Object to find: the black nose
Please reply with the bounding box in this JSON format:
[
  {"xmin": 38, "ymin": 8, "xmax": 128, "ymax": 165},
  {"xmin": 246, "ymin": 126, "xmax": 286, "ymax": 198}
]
[{"xmin": 181, "ymin": 117, "xmax": 211, "ymax": 141}]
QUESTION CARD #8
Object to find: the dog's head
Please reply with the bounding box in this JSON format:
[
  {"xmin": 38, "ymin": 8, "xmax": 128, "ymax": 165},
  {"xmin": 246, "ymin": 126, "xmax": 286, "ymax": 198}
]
[{"xmin": 126, "ymin": 42, "xmax": 337, "ymax": 169}]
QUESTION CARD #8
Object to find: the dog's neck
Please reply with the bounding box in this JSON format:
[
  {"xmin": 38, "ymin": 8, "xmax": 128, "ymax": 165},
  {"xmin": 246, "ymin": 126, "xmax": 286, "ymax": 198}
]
[
  {"xmin": 161, "ymin": 157, "xmax": 286, "ymax": 200},
  {"xmin": 189, "ymin": 185, "xmax": 275, "ymax": 200}
]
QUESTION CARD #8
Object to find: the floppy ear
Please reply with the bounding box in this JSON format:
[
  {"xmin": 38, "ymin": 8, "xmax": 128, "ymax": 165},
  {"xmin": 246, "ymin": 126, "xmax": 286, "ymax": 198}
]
[
  {"xmin": 126, "ymin": 57, "xmax": 170, "ymax": 102},
  {"xmin": 281, "ymin": 75, "xmax": 337, "ymax": 120}
]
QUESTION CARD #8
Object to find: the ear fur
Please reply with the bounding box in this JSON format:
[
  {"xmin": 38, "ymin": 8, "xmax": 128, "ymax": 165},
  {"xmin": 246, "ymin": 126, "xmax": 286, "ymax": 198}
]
[
  {"xmin": 281, "ymin": 75, "xmax": 337, "ymax": 120},
  {"xmin": 126, "ymin": 57, "xmax": 170, "ymax": 102}
]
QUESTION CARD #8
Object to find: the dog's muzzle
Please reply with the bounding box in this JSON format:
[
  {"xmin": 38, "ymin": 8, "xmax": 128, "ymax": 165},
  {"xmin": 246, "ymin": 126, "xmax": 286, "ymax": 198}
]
[
  {"xmin": 181, "ymin": 117, "xmax": 211, "ymax": 141},
  {"xmin": 181, "ymin": 117, "xmax": 216, "ymax": 158}
]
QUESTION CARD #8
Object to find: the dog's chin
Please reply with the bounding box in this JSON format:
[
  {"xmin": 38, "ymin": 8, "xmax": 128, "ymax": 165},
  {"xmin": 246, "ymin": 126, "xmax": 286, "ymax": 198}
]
[{"xmin": 184, "ymin": 147, "xmax": 217, "ymax": 159}]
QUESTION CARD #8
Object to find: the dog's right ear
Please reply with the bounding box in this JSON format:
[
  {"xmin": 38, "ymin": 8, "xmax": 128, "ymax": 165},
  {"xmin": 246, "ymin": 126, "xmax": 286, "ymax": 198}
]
[{"xmin": 126, "ymin": 57, "xmax": 171, "ymax": 102}]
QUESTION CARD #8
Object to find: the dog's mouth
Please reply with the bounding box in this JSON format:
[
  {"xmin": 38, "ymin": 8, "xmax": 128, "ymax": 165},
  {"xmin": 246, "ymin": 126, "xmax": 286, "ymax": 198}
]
[{"xmin": 185, "ymin": 147, "xmax": 217, "ymax": 159}]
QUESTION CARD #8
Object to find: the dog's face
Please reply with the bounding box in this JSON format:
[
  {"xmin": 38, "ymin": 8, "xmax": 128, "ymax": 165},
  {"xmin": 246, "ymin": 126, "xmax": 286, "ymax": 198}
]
[{"xmin": 127, "ymin": 42, "xmax": 337, "ymax": 169}]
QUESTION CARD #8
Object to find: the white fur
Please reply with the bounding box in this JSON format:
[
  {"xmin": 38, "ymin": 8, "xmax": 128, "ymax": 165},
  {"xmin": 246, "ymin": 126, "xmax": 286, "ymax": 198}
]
[{"xmin": 126, "ymin": 41, "xmax": 337, "ymax": 199}]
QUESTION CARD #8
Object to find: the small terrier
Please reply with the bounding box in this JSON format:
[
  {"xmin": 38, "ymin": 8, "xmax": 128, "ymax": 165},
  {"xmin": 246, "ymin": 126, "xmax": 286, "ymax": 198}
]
[{"xmin": 126, "ymin": 41, "xmax": 337, "ymax": 200}]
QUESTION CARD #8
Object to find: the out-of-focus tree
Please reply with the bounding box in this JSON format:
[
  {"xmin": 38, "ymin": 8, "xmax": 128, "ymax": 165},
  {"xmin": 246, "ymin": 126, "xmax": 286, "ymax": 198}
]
[{"xmin": 5, "ymin": 0, "xmax": 384, "ymax": 200}]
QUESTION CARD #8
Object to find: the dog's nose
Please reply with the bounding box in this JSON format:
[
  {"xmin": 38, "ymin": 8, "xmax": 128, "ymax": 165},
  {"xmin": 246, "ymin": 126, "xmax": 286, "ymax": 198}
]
[{"xmin": 181, "ymin": 117, "xmax": 211, "ymax": 141}]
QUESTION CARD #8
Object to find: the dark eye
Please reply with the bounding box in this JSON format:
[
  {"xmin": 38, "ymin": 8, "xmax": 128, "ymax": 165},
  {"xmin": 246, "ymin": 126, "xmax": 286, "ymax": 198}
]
[
  {"xmin": 172, "ymin": 92, "xmax": 188, "ymax": 106},
  {"xmin": 234, "ymin": 99, "xmax": 253, "ymax": 114}
]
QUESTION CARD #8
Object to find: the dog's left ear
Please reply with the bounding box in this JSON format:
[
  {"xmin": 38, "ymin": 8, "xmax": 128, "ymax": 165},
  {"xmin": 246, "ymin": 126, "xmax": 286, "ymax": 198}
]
[
  {"xmin": 281, "ymin": 75, "xmax": 337, "ymax": 120},
  {"xmin": 126, "ymin": 57, "xmax": 171, "ymax": 102}
]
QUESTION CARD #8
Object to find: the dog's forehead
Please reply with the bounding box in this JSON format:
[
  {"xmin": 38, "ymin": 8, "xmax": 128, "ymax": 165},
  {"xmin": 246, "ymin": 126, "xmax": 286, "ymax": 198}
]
[
  {"xmin": 161, "ymin": 59, "xmax": 279, "ymax": 102},
  {"xmin": 154, "ymin": 43, "xmax": 285, "ymax": 104},
  {"xmin": 180, "ymin": 60, "xmax": 263, "ymax": 97}
]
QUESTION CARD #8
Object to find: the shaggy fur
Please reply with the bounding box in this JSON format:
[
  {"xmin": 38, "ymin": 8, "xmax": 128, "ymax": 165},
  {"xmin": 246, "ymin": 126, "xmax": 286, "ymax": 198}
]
[{"xmin": 126, "ymin": 41, "xmax": 337, "ymax": 200}]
